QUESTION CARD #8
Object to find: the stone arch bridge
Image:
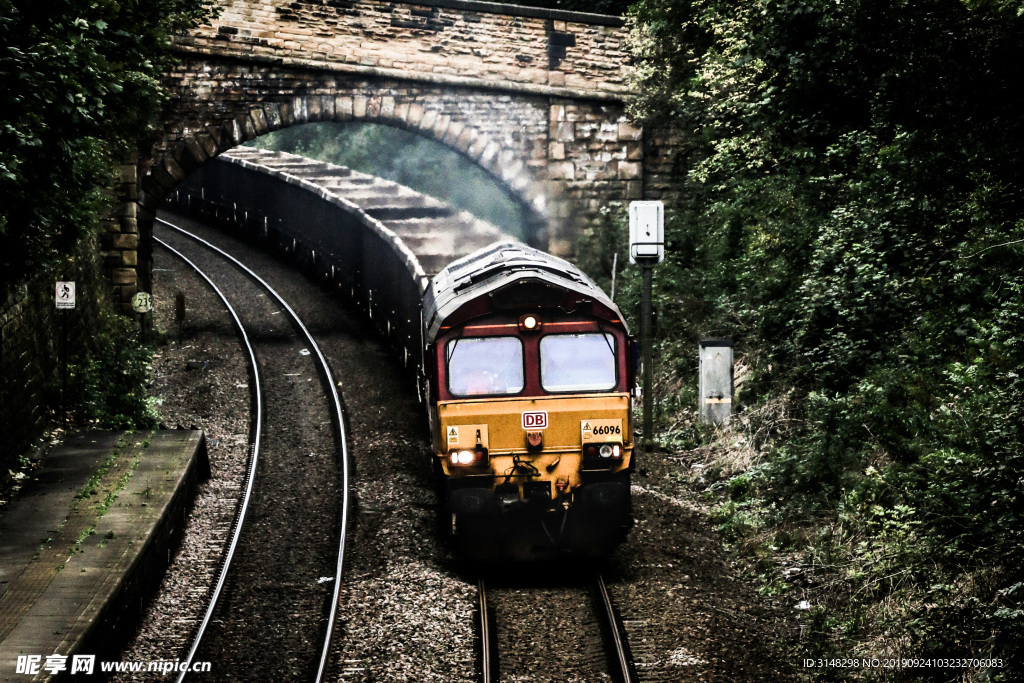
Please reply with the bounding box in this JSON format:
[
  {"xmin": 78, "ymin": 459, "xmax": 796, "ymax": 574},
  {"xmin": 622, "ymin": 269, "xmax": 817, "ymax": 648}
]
[{"xmin": 107, "ymin": 0, "xmax": 676, "ymax": 307}]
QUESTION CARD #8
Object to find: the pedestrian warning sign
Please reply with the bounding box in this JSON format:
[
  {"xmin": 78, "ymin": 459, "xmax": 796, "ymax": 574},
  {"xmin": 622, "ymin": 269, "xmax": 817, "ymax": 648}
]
[{"xmin": 55, "ymin": 282, "xmax": 75, "ymax": 310}]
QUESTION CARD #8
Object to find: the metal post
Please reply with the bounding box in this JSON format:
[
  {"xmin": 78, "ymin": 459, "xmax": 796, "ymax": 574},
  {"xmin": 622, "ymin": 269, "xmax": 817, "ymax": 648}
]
[
  {"xmin": 641, "ymin": 262, "xmax": 654, "ymax": 452},
  {"xmin": 61, "ymin": 310, "xmax": 68, "ymax": 429},
  {"xmin": 610, "ymin": 252, "xmax": 618, "ymax": 302}
]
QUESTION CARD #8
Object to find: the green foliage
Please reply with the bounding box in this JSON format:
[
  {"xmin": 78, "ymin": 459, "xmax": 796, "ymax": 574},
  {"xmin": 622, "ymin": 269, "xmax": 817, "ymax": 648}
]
[
  {"xmin": 59, "ymin": 309, "xmax": 157, "ymax": 429},
  {"xmin": 250, "ymin": 123, "xmax": 525, "ymax": 237},
  {"xmin": 0, "ymin": 0, "xmax": 217, "ymax": 287},
  {"xmin": 630, "ymin": 0, "xmax": 1024, "ymax": 671}
]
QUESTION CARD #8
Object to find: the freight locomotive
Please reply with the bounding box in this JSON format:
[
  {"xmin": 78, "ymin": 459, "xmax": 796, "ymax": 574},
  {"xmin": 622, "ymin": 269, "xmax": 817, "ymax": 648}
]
[
  {"xmin": 423, "ymin": 242, "xmax": 634, "ymax": 560},
  {"xmin": 171, "ymin": 148, "xmax": 635, "ymax": 560}
]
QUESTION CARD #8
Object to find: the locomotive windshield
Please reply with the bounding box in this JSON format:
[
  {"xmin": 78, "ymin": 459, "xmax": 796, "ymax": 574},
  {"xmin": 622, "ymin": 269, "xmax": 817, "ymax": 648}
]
[
  {"xmin": 540, "ymin": 333, "xmax": 617, "ymax": 392},
  {"xmin": 447, "ymin": 336, "xmax": 525, "ymax": 397}
]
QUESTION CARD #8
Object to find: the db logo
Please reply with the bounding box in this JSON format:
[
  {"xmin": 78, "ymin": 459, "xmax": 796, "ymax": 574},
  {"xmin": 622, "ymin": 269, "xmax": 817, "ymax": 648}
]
[{"xmin": 522, "ymin": 411, "xmax": 548, "ymax": 429}]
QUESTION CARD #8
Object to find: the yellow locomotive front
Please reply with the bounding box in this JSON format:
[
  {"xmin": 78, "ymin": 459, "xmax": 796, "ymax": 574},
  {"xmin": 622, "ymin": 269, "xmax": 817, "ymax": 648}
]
[{"xmin": 421, "ymin": 243, "xmax": 634, "ymax": 560}]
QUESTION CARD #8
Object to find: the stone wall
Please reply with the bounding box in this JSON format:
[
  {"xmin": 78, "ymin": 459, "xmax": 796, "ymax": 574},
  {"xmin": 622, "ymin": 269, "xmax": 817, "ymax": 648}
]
[
  {"xmin": 177, "ymin": 0, "xmax": 628, "ymax": 98},
  {"xmin": 0, "ymin": 235, "xmax": 108, "ymax": 471}
]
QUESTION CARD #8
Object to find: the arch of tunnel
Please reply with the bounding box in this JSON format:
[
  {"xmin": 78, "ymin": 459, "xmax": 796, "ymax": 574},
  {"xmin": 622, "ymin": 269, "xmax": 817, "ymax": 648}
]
[{"xmin": 104, "ymin": 0, "xmax": 681, "ymax": 308}]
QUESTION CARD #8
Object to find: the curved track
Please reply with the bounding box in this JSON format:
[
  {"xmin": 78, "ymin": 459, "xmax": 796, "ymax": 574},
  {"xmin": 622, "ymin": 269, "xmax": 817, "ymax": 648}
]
[
  {"xmin": 478, "ymin": 573, "xmax": 636, "ymax": 683},
  {"xmin": 156, "ymin": 217, "xmax": 350, "ymax": 683}
]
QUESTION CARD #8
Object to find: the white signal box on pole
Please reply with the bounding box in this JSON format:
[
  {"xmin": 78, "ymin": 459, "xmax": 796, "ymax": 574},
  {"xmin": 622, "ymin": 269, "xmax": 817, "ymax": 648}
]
[
  {"xmin": 622, "ymin": 201, "xmax": 663, "ymax": 264},
  {"xmin": 629, "ymin": 201, "xmax": 664, "ymax": 264},
  {"xmin": 629, "ymin": 200, "xmax": 665, "ymax": 451}
]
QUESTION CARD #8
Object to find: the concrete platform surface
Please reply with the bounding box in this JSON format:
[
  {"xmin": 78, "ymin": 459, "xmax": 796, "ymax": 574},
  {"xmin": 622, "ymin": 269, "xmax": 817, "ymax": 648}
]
[{"xmin": 0, "ymin": 430, "xmax": 207, "ymax": 681}]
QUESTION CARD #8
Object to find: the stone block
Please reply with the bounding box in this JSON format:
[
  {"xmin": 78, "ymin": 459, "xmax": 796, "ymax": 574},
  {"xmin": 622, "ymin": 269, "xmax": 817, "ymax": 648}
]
[
  {"xmin": 467, "ymin": 133, "xmax": 489, "ymax": 160},
  {"xmin": 617, "ymin": 161, "xmax": 641, "ymax": 179},
  {"xmin": 118, "ymin": 163, "xmax": 137, "ymax": 185},
  {"xmin": 365, "ymin": 96, "xmax": 381, "ymax": 119},
  {"xmin": 548, "ymin": 161, "xmax": 576, "ymax": 180},
  {"xmin": 162, "ymin": 157, "xmax": 187, "ymax": 184},
  {"xmin": 405, "ymin": 102, "xmax": 424, "ymax": 127},
  {"xmin": 292, "ymin": 95, "xmax": 309, "ymax": 124},
  {"xmin": 353, "ymin": 95, "xmax": 368, "ymax": 119},
  {"xmin": 432, "ymin": 114, "xmax": 451, "ymax": 141},
  {"xmin": 121, "ymin": 250, "xmax": 138, "ymax": 267},
  {"xmin": 617, "ymin": 122, "xmax": 642, "ymax": 141},
  {"xmin": 549, "ymin": 141, "xmax": 565, "ymax": 160},
  {"xmin": 419, "ymin": 109, "xmax": 438, "ymax": 132},
  {"xmin": 394, "ymin": 102, "xmax": 410, "ymax": 123},
  {"xmin": 455, "ymin": 127, "xmax": 476, "ymax": 153},
  {"xmin": 319, "ymin": 95, "xmax": 336, "ymax": 121},
  {"xmin": 148, "ymin": 165, "xmax": 176, "ymax": 194},
  {"xmin": 261, "ymin": 103, "xmax": 282, "ymax": 131},
  {"xmin": 226, "ymin": 117, "xmax": 245, "ymax": 147},
  {"xmin": 112, "ymin": 268, "xmax": 136, "ymax": 286},
  {"xmin": 196, "ymin": 131, "xmax": 219, "ymax": 159},
  {"xmin": 112, "ymin": 234, "xmax": 139, "ymax": 250},
  {"xmin": 279, "ymin": 100, "xmax": 295, "ymax": 127},
  {"xmin": 117, "ymin": 202, "xmax": 137, "ymax": 219},
  {"xmin": 380, "ymin": 96, "xmax": 396, "ymax": 119},
  {"xmin": 307, "ymin": 95, "xmax": 322, "ymax": 122},
  {"xmin": 250, "ymin": 106, "xmax": 269, "ymax": 135},
  {"xmin": 182, "ymin": 139, "xmax": 210, "ymax": 170},
  {"xmin": 479, "ymin": 141, "xmax": 501, "ymax": 168},
  {"xmin": 554, "ymin": 122, "xmax": 574, "ymax": 142},
  {"xmin": 336, "ymin": 95, "xmax": 353, "ymax": 121},
  {"xmin": 443, "ymin": 121, "xmax": 464, "ymax": 147}
]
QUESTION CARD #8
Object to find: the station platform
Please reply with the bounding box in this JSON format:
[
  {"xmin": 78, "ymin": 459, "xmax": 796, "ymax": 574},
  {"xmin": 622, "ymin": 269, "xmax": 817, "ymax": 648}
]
[{"xmin": 0, "ymin": 430, "xmax": 208, "ymax": 681}]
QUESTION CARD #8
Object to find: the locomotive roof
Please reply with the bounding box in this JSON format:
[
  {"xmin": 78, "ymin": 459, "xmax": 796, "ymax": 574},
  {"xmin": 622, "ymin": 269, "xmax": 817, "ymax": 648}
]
[{"xmin": 422, "ymin": 241, "xmax": 628, "ymax": 344}]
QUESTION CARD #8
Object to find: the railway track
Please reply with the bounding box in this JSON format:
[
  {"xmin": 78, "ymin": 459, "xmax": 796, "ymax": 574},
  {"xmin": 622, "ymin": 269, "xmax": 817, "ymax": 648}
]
[
  {"xmin": 155, "ymin": 218, "xmax": 350, "ymax": 683},
  {"xmin": 478, "ymin": 573, "xmax": 636, "ymax": 683}
]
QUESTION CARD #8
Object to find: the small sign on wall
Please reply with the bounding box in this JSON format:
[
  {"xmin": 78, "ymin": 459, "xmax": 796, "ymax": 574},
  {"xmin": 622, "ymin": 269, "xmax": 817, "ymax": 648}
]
[{"xmin": 55, "ymin": 282, "xmax": 76, "ymax": 310}]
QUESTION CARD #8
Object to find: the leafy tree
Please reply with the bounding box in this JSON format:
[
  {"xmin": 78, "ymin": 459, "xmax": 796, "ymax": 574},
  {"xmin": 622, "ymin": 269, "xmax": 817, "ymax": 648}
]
[
  {"xmin": 0, "ymin": 0, "xmax": 216, "ymax": 288},
  {"xmin": 629, "ymin": 0, "xmax": 1024, "ymax": 669}
]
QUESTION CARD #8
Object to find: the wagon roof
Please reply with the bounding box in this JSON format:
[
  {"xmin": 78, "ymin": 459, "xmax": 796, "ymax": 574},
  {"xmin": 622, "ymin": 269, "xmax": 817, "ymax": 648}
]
[{"xmin": 422, "ymin": 241, "xmax": 628, "ymax": 344}]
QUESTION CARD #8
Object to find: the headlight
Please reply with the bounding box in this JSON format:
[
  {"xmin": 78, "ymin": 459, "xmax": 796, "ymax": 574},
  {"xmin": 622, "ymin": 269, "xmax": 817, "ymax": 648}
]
[
  {"xmin": 583, "ymin": 443, "xmax": 623, "ymax": 464},
  {"xmin": 449, "ymin": 449, "xmax": 487, "ymax": 466}
]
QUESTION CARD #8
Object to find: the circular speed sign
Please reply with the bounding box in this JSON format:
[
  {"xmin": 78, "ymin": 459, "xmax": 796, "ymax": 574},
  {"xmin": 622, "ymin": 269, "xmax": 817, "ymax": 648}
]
[{"xmin": 131, "ymin": 291, "xmax": 153, "ymax": 314}]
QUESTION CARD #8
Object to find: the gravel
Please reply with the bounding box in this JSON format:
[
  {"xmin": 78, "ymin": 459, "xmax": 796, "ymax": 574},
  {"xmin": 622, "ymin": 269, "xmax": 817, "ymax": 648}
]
[{"xmin": 110, "ymin": 240, "xmax": 252, "ymax": 682}]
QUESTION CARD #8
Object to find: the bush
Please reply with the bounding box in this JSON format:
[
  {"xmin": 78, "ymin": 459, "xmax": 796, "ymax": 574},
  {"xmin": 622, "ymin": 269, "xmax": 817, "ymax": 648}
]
[{"xmin": 59, "ymin": 309, "xmax": 157, "ymax": 429}]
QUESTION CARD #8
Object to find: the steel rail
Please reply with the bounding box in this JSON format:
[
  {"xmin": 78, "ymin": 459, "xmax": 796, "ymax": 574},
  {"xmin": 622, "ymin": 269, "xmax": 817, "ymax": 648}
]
[
  {"xmin": 478, "ymin": 578, "xmax": 493, "ymax": 683},
  {"xmin": 157, "ymin": 217, "xmax": 351, "ymax": 683},
  {"xmin": 595, "ymin": 574, "xmax": 635, "ymax": 683},
  {"xmin": 153, "ymin": 237, "xmax": 265, "ymax": 683}
]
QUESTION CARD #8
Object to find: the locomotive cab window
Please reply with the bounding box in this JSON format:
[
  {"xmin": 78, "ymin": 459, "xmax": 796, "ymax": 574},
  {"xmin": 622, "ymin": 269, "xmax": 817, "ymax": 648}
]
[
  {"xmin": 540, "ymin": 333, "xmax": 617, "ymax": 392},
  {"xmin": 447, "ymin": 336, "xmax": 525, "ymax": 397}
]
